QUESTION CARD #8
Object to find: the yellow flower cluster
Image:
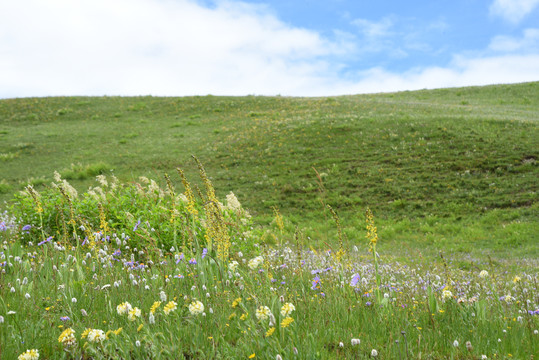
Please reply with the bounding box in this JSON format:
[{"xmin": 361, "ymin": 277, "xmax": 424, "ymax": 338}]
[
  {"xmin": 281, "ymin": 316, "xmax": 294, "ymax": 328},
  {"xmin": 265, "ymin": 327, "xmax": 276, "ymax": 337},
  {"xmin": 128, "ymin": 307, "xmax": 142, "ymax": 321},
  {"xmin": 58, "ymin": 327, "xmax": 76, "ymax": 347},
  {"xmin": 365, "ymin": 208, "xmax": 378, "ymax": 252},
  {"xmin": 231, "ymin": 297, "xmax": 242, "ymax": 308},
  {"xmin": 280, "ymin": 303, "xmax": 295, "ymax": 317},
  {"xmin": 116, "ymin": 301, "xmax": 132, "ymax": 315},
  {"xmin": 150, "ymin": 301, "xmax": 161, "ymax": 314},
  {"xmin": 164, "ymin": 301, "xmax": 178, "ymax": 315},
  {"xmin": 18, "ymin": 349, "xmax": 39, "ymax": 360}
]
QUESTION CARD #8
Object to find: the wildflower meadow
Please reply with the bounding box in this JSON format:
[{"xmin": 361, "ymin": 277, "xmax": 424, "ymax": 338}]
[{"xmin": 0, "ymin": 159, "xmax": 537, "ymax": 359}]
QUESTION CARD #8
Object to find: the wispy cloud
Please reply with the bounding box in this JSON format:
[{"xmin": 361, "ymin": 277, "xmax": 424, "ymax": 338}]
[
  {"xmin": 351, "ymin": 16, "xmax": 394, "ymax": 38},
  {"xmin": 489, "ymin": 28, "xmax": 539, "ymax": 52},
  {"xmin": 489, "ymin": 0, "xmax": 539, "ymax": 23}
]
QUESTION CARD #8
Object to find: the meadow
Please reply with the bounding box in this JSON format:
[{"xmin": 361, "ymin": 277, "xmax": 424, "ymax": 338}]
[{"xmin": 0, "ymin": 82, "xmax": 538, "ymax": 359}]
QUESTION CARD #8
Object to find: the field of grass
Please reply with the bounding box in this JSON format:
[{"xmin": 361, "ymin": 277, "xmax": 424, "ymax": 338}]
[
  {"xmin": 0, "ymin": 82, "xmax": 538, "ymax": 359},
  {"xmin": 0, "ymin": 171, "xmax": 537, "ymax": 359},
  {"xmin": 1, "ymin": 82, "xmax": 538, "ymax": 261}
]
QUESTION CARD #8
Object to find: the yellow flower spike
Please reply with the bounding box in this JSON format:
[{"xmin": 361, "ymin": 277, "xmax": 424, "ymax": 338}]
[
  {"xmin": 137, "ymin": 324, "xmax": 144, "ymax": 332},
  {"xmin": 150, "ymin": 301, "xmax": 161, "ymax": 314},
  {"xmin": 265, "ymin": 327, "xmax": 275, "ymax": 337},
  {"xmin": 281, "ymin": 316, "xmax": 294, "ymax": 328},
  {"xmin": 81, "ymin": 328, "xmax": 91, "ymax": 339}
]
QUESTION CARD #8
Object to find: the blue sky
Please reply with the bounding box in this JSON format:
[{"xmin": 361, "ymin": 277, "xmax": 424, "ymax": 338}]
[{"xmin": 1, "ymin": 0, "xmax": 539, "ymax": 97}]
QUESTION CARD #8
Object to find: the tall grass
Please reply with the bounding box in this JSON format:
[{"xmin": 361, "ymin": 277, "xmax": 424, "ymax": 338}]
[{"xmin": 0, "ymin": 165, "xmax": 537, "ymax": 359}]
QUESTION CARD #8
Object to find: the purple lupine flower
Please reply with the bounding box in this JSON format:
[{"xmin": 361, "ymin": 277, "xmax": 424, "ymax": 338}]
[
  {"xmin": 38, "ymin": 236, "xmax": 53, "ymax": 246},
  {"xmin": 350, "ymin": 273, "xmax": 360, "ymax": 287},
  {"xmin": 22, "ymin": 224, "xmax": 32, "ymax": 231},
  {"xmin": 201, "ymin": 248, "xmax": 208, "ymax": 259}
]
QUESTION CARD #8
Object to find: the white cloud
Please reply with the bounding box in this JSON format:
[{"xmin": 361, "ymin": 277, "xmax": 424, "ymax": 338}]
[
  {"xmin": 335, "ymin": 54, "xmax": 539, "ymax": 95},
  {"xmin": 0, "ymin": 0, "xmax": 344, "ymax": 97},
  {"xmin": 489, "ymin": 0, "xmax": 539, "ymax": 23},
  {"xmin": 0, "ymin": 0, "xmax": 538, "ymax": 98},
  {"xmin": 489, "ymin": 28, "xmax": 539, "ymax": 52}
]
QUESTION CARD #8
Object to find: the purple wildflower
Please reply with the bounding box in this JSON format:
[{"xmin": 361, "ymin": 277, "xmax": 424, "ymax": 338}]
[
  {"xmin": 0, "ymin": 222, "xmax": 6, "ymax": 231},
  {"xmin": 189, "ymin": 258, "xmax": 197, "ymax": 265},
  {"xmin": 22, "ymin": 224, "xmax": 32, "ymax": 231},
  {"xmin": 366, "ymin": 301, "xmax": 372, "ymax": 306},
  {"xmin": 311, "ymin": 275, "xmax": 321, "ymax": 290},
  {"xmin": 60, "ymin": 316, "xmax": 70, "ymax": 322},
  {"xmin": 133, "ymin": 219, "xmax": 141, "ymax": 231},
  {"xmin": 174, "ymin": 274, "xmax": 184, "ymax": 279},
  {"xmin": 350, "ymin": 273, "xmax": 360, "ymax": 287},
  {"xmin": 202, "ymin": 248, "xmax": 208, "ymax": 259},
  {"xmin": 38, "ymin": 236, "xmax": 53, "ymax": 246},
  {"xmin": 176, "ymin": 253, "xmax": 185, "ymax": 264}
]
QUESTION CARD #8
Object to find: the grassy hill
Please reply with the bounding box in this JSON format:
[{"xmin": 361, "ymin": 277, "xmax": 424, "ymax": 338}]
[{"xmin": 1, "ymin": 82, "xmax": 538, "ymax": 261}]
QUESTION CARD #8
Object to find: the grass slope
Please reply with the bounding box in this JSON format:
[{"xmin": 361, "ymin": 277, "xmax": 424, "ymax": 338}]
[{"xmin": 1, "ymin": 82, "xmax": 538, "ymax": 261}]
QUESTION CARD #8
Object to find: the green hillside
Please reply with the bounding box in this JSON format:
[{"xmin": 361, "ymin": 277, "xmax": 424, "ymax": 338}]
[{"xmin": 1, "ymin": 82, "xmax": 538, "ymax": 260}]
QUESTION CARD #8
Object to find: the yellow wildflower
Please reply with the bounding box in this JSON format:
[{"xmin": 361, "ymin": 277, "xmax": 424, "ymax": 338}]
[
  {"xmin": 58, "ymin": 328, "xmax": 76, "ymax": 347},
  {"xmin": 265, "ymin": 327, "xmax": 275, "ymax": 337},
  {"xmin": 281, "ymin": 316, "xmax": 294, "ymax": 328},
  {"xmin": 232, "ymin": 297, "xmax": 242, "ymax": 308},
  {"xmin": 163, "ymin": 301, "xmax": 177, "ymax": 315},
  {"xmin": 81, "ymin": 328, "xmax": 91, "ymax": 339},
  {"xmin": 18, "ymin": 349, "xmax": 39, "ymax": 360},
  {"xmin": 150, "ymin": 301, "xmax": 161, "ymax": 314}
]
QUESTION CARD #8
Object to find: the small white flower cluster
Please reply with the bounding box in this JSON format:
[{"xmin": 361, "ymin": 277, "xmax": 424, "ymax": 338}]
[
  {"xmin": 248, "ymin": 256, "xmax": 264, "ymax": 270},
  {"xmin": 189, "ymin": 300, "xmax": 204, "ymax": 315},
  {"xmin": 280, "ymin": 303, "xmax": 295, "ymax": 317},
  {"xmin": 88, "ymin": 329, "xmax": 106, "ymax": 343},
  {"xmin": 117, "ymin": 301, "xmax": 133, "ymax": 315},
  {"xmin": 256, "ymin": 306, "xmax": 272, "ymax": 321}
]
